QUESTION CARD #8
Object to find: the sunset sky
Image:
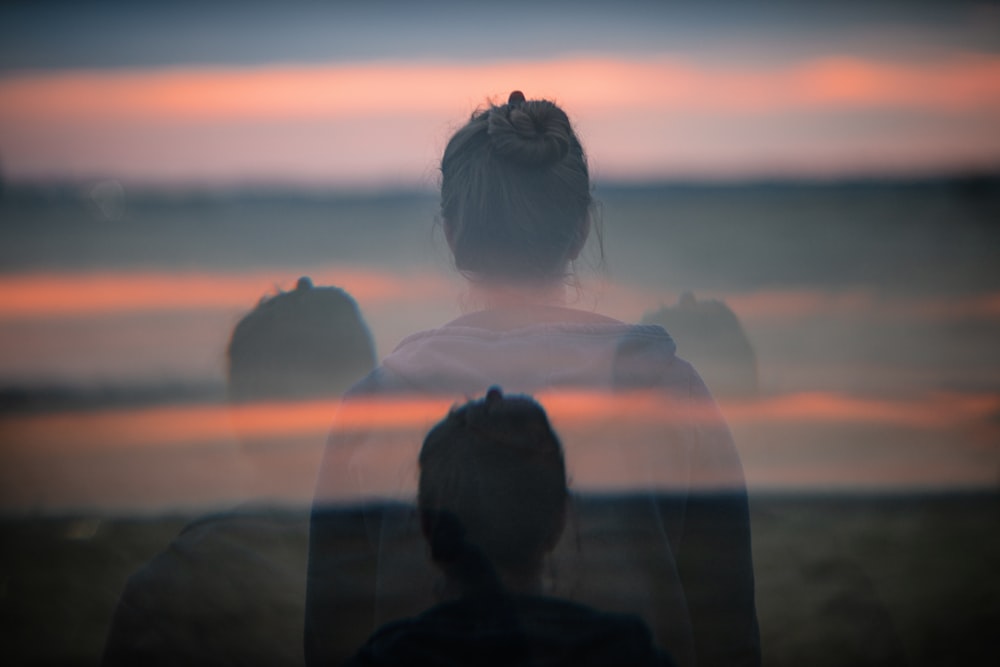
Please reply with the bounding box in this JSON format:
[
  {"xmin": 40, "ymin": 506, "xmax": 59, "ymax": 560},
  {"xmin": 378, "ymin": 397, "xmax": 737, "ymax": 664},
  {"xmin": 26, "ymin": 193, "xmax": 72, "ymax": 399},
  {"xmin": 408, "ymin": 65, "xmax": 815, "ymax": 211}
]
[
  {"xmin": 2, "ymin": 1, "xmax": 999, "ymax": 186},
  {"xmin": 1, "ymin": 2, "xmax": 999, "ymax": 509}
]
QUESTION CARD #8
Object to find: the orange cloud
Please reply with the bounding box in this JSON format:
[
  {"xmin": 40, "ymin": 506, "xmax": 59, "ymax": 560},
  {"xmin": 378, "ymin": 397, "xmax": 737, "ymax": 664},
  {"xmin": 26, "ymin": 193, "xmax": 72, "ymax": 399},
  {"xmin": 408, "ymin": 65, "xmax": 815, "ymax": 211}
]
[
  {"xmin": 1, "ymin": 399, "xmax": 338, "ymax": 456},
  {"xmin": 4, "ymin": 271, "xmax": 998, "ymax": 335},
  {"xmin": 719, "ymin": 289, "xmax": 1000, "ymax": 323},
  {"xmin": 2, "ymin": 55, "xmax": 999, "ymax": 124},
  {"xmin": 0, "ymin": 269, "xmax": 450, "ymax": 319},
  {"xmin": 724, "ymin": 290, "xmax": 874, "ymax": 320},
  {"xmin": 3, "ymin": 54, "xmax": 999, "ymax": 184},
  {"xmin": 602, "ymin": 283, "xmax": 1000, "ymax": 326},
  {"xmin": 5, "ymin": 389, "xmax": 997, "ymax": 457},
  {"xmin": 719, "ymin": 391, "xmax": 1000, "ymax": 430},
  {"xmin": 4, "ymin": 389, "xmax": 997, "ymax": 510}
]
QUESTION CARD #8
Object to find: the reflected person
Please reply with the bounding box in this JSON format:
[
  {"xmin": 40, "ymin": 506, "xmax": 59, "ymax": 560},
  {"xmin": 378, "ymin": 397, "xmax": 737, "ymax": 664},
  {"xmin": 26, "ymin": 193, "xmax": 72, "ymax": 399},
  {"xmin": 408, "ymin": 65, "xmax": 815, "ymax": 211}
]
[
  {"xmin": 307, "ymin": 93, "xmax": 759, "ymax": 667},
  {"xmin": 102, "ymin": 277, "xmax": 376, "ymax": 666},
  {"xmin": 348, "ymin": 388, "xmax": 675, "ymax": 666}
]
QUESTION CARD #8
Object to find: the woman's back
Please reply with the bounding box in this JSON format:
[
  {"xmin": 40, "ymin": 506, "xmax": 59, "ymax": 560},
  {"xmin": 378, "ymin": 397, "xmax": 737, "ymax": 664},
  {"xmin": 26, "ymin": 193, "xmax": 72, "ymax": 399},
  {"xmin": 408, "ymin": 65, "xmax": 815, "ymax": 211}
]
[
  {"xmin": 306, "ymin": 93, "xmax": 759, "ymax": 667},
  {"xmin": 348, "ymin": 595, "xmax": 675, "ymax": 667},
  {"xmin": 309, "ymin": 308, "xmax": 757, "ymax": 666}
]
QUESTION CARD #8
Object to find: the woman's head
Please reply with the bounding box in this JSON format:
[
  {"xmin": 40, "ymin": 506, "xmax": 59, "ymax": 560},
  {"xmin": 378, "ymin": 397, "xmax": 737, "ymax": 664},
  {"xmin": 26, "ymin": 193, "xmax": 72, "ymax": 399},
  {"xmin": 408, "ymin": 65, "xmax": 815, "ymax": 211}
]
[
  {"xmin": 227, "ymin": 276, "xmax": 376, "ymax": 403},
  {"xmin": 440, "ymin": 92, "xmax": 595, "ymax": 285},
  {"xmin": 418, "ymin": 387, "xmax": 568, "ymax": 579}
]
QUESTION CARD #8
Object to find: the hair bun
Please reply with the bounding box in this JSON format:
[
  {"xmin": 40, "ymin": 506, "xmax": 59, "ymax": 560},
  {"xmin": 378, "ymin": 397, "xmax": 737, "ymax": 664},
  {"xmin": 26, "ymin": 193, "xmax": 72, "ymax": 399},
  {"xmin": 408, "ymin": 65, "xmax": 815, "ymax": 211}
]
[
  {"xmin": 485, "ymin": 385, "xmax": 504, "ymax": 408},
  {"xmin": 487, "ymin": 98, "xmax": 572, "ymax": 166}
]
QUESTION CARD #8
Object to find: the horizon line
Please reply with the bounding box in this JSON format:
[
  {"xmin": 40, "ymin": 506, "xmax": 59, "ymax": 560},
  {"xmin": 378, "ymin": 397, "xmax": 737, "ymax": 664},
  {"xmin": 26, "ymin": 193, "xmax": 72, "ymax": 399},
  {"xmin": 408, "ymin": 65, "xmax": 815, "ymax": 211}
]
[{"xmin": 4, "ymin": 168, "xmax": 999, "ymax": 200}]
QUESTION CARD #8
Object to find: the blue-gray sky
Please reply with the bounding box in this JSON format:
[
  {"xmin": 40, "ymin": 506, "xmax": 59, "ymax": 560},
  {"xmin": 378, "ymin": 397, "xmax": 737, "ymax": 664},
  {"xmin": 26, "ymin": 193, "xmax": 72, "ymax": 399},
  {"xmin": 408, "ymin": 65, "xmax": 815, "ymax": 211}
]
[
  {"xmin": 2, "ymin": 1, "xmax": 999, "ymax": 185},
  {"xmin": 3, "ymin": 1, "xmax": 998, "ymax": 70}
]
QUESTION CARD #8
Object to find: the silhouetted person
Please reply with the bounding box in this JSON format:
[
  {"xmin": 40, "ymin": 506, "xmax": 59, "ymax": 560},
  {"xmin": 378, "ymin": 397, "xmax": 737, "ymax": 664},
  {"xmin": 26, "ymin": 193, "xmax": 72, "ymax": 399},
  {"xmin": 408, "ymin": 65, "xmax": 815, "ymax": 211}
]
[
  {"xmin": 642, "ymin": 292, "xmax": 759, "ymax": 398},
  {"xmin": 348, "ymin": 388, "xmax": 674, "ymax": 667},
  {"xmin": 307, "ymin": 93, "xmax": 759, "ymax": 667},
  {"xmin": 102, "ymin": 277, "xmax": 376, "ymax": 667},
  {"xmin": 227, "ymin": 277, "xmax": 377, "ymax": 405}
]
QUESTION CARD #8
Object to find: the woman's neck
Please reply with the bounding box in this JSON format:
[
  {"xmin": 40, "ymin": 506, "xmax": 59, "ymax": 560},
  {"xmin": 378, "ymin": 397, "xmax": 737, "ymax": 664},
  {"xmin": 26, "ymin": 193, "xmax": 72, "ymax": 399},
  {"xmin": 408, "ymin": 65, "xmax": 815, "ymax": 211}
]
[
  {"xmin": 499, "ymin": 570, "xmax": 546, "ymax": 596},
  {"xmin": 463, "ymin": 279, "xmax": 569, "ymax": 312},
  {"xmin": 437, "ymin": 569, "xmax": 545, "ymax": 600}
]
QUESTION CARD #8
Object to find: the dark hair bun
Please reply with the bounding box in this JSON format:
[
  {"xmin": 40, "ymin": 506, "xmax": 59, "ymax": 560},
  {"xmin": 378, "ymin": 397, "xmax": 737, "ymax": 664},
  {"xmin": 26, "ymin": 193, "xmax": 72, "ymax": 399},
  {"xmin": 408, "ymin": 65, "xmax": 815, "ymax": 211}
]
[
  {"xmin": 226, "ymin": 278, "xmax": 376, "ymax": 402},
  {"xmin": 487, "ymin": 99, "xmax": 572, "ymax": 166}
]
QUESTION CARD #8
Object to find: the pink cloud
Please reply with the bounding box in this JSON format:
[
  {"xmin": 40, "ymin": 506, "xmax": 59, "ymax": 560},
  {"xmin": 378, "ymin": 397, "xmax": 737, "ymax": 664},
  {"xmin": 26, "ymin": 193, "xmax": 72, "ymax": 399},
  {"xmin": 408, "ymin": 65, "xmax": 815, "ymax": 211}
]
[
  {"xmin": 3, "ymin": 55, "xmax": 999, "ymax": 122},
  {"xmin": 5, "ymin": 389, "xmax": 996, "ymax": 456},
  {"xmin": 0, "ymin": 268, "xmax": 451, "ymax": 319},
  {"xmin": 3, "ymin": 388, "xmax": 997, "ymax": 511},
  {"xmin": 2, "ymin": 54, "xmax": 999, "ymax": 183}
]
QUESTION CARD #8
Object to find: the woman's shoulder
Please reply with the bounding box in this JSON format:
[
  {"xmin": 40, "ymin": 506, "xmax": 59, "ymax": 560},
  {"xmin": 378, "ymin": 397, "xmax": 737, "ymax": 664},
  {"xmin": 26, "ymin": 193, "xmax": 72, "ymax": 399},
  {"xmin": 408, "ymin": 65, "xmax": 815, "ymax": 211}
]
[
  {"xmin": 343, "ymin": 310, "xmax": 696, "ymax": 398},
  {"xmin": 395, "ymin": 307, "xmax": 674, "ymax": 349},
  {"xmin": 349, "ymin": 596, "xmax": 674, "ymax": 667},
  {"xmin": 511, "ymin": 596, "xmax": 678, "ymax": 666}
]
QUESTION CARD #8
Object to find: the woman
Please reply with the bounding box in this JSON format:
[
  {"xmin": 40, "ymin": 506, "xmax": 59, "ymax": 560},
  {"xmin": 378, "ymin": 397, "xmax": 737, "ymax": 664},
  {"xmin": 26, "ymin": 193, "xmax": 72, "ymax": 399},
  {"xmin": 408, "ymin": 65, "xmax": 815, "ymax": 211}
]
[
  {"xmin": 307, "ymin": 92, "xmax": 759, "ymax": 667},
  {"xmin": 348, "ymin": 387, "xmax": 674, "ymax": 666},
  {"xmin": 104, "ymin": 277, "xmax": 376, "ymax": 667}
]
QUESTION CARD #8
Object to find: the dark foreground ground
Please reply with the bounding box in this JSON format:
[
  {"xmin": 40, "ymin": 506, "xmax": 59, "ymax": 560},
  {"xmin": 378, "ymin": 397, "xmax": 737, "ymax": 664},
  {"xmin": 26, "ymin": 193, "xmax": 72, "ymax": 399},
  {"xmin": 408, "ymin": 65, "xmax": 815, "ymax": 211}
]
[{"xmin": 2, "ymin": 491, "xmax": 997, "ymax": 666}]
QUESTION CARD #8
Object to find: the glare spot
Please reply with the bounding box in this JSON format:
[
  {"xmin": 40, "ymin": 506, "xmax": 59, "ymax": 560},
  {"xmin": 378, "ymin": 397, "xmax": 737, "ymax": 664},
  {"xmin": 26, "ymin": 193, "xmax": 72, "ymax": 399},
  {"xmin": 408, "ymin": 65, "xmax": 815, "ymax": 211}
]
[{"xmin": 87, "ymin": 180, "xmax": 126, "ymax": 221}]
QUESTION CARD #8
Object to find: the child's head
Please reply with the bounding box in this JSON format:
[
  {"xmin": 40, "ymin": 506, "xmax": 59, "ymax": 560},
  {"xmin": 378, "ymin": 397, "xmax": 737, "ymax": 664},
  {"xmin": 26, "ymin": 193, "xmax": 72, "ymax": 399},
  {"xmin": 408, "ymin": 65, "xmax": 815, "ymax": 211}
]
[
  {"xmin": 227, "ymin": 276, "xmax": 376, "ymax": 403},
  {"xmin": 440, "ymin": 91, "xmax": 596, "ymax": 285},
  {"xmin": 418, "ymin": 387, "xmax": 567, "ymax": 581}
]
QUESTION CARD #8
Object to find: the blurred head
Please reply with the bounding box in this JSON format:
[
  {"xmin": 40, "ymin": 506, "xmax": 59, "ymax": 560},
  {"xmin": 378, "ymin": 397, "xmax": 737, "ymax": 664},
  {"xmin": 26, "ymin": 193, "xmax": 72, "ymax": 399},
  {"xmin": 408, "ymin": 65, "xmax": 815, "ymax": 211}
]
[
  {"xmin": 418, "ymin": 387, "xmax": 568, "ymax": 580},
  {"xmin": 227, "ymin": 276, "xmax": 376, "ymax": 403},
  {"xmin": 440, "ymin": 91, "xmax": 596, "ymax": 285}
]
